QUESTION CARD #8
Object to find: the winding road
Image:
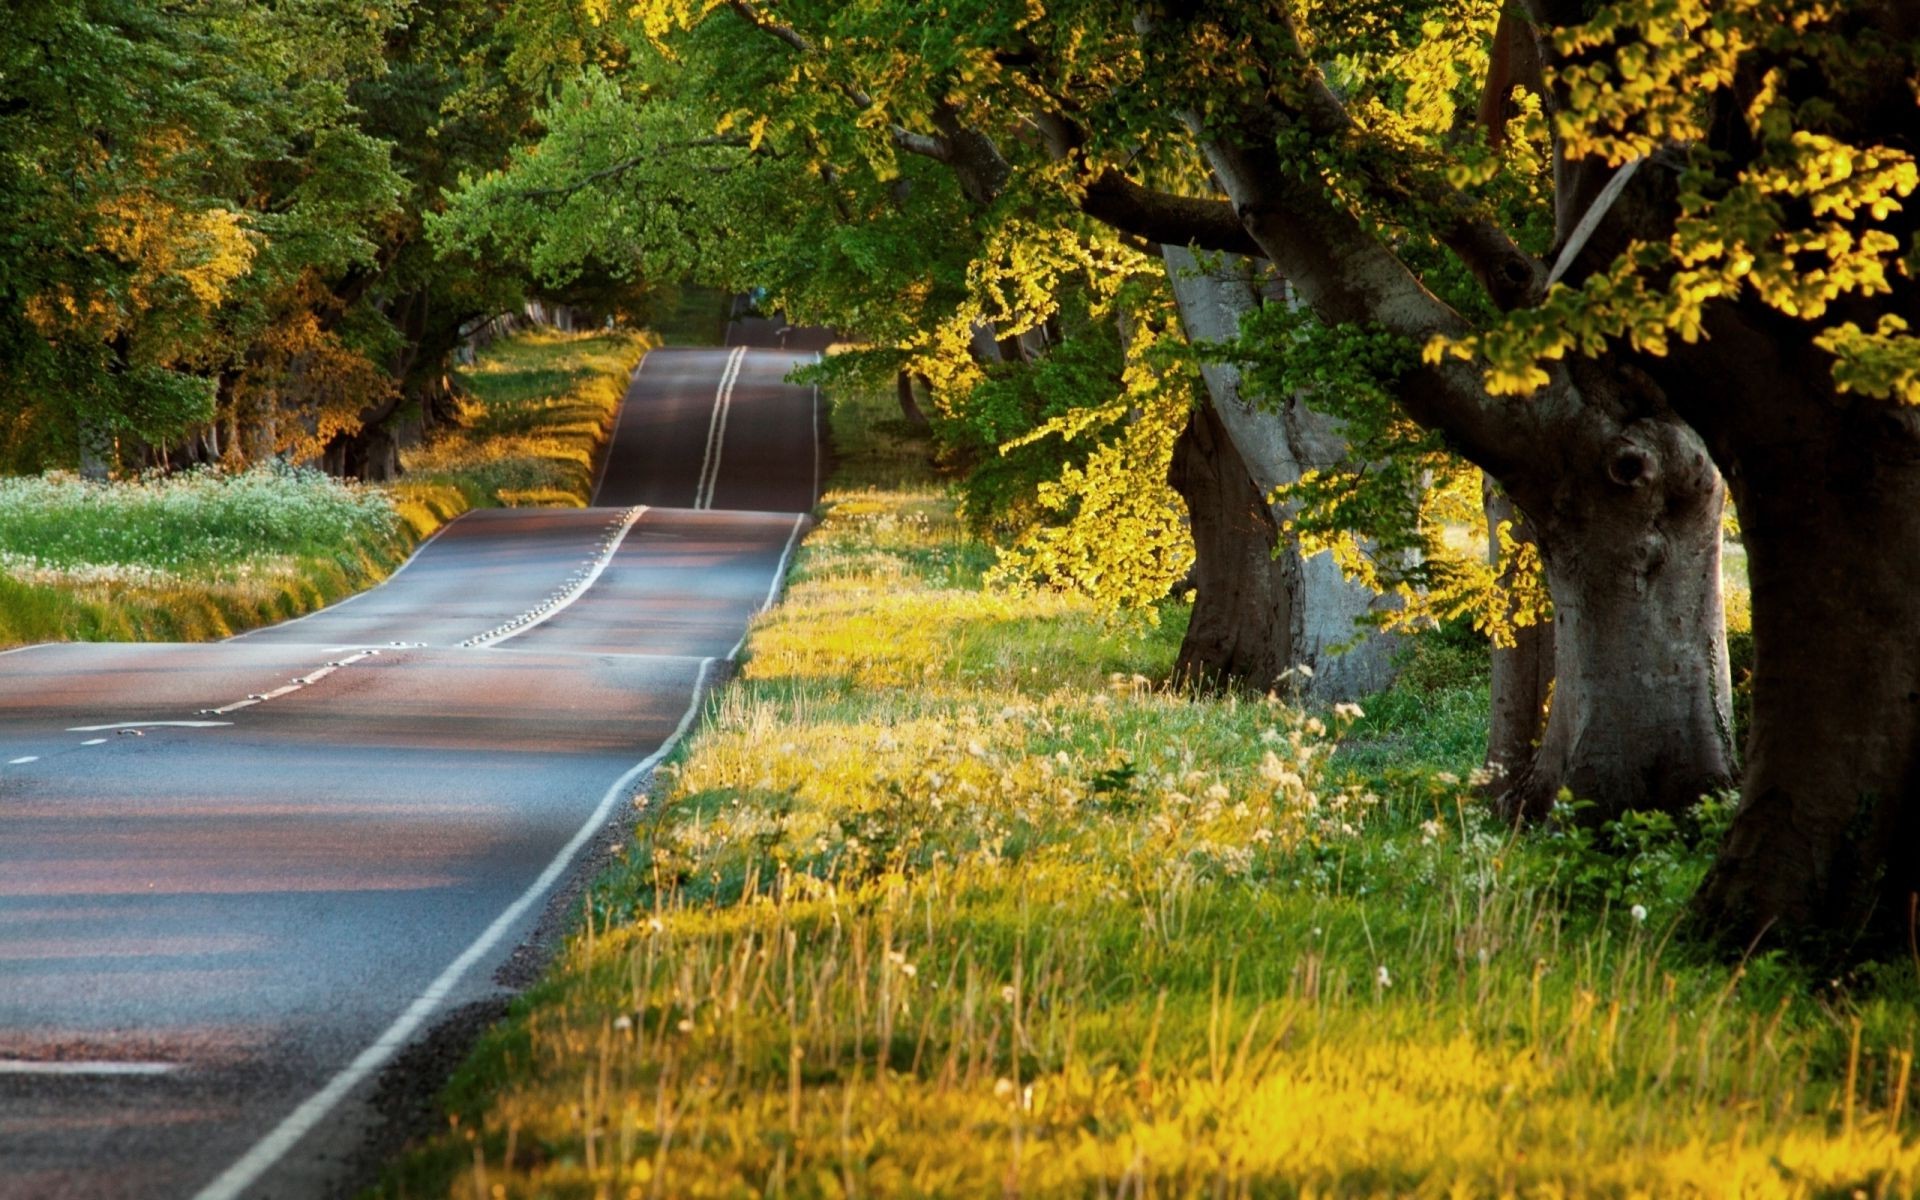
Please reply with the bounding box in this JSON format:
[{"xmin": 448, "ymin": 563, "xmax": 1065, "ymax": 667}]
[{"xmin": 0, "ymin": 323, "xmax": 825, "ymax": 1198}]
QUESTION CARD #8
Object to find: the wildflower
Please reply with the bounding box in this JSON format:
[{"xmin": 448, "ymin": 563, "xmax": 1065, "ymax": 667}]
[
  {"xmin": 1376, "ymin": 964, "xmax": 1392, "ymax": 988},
  {"xmin": 1205, "ymin": 783, "xmax": 1230, "ymax": 803},
  {"xmin": 612, "ymin": 1015, "xmax": 633, "ymax": 1032},
  {"xmin": 1419, "ymin": 819, "xmax": 1445, "ymax": 845},
  {"xmin": 647, "ymin": 916, "xmax": 665, "ymax": 934},
  {"xmin": 676, "ymin": 1017, "xmax": 694, "ymax": 1033},
  {"xmin": 1332, "ymin": 701, "xmax": 1365, "ymax": 722},
  {"xmin": 1435, "ymin": 771, "xmax": 1461, "ymax": 787},
  {"xmin": 994, "ymin": 1077, "xmax": 1016, "ymax": 1100},
  {"xmin": 1000, "ymin": 984, "xmax": 1017, "ymax": 1004},
  {"xmin": 1259, "ymin": 750, "xmax": 1288, "ymax": 784},
  {"xmin": 1630, "ymin": 904, "xmax": 1649, "ymax": 924}
]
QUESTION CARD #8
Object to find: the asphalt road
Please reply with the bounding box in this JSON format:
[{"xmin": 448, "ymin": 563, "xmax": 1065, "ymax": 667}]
[{"xmin": 0, "ymin": 326, "xmax": 826, "ymax": 1198}]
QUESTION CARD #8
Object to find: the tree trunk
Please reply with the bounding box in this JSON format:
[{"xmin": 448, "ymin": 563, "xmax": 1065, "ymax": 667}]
[
  {"xmin": 1160, "ymin": 245, "xmax": 1398, "ymax": 700},
  {"xmin": 1483, "ymin": 477, "xmax": 1554, "ymax": 792},
  {"xmin": 1664, "ymin": 308, "xmax": 1920, "ymax": 955},
  {"xmin": 894, "ymin": 370, "xmax": 931, "ymax": 432},
  {"xmin": 1496, "ymin": 361, "xmax": 1736, "ymax": 824},
  {"xmin": 1168, "ymin": 397, "xmax": 1298, "ymax": 693}
]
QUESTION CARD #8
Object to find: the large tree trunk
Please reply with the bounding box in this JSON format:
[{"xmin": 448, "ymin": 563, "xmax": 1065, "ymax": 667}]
[
  {"xmin": 1159, "ymin": 245, "xmax": 1398, "ymax": 700},
  {"xmin": 1496, "ymin": 361, "xmax": 1736, "ymax": 824},
  {"xmin": 1168, "ymin": 397, "xmax": 1299, "ymax": 692},
  {"xmin": 1661, "ymin": 308, "xmax": 1920, "ymax": 954},
  {"xmin": 1483, "ymin": 477, "xmax": 1554, "ymax": 791}
]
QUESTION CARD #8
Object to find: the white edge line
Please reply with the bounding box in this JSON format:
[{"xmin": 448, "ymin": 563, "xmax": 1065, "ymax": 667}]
[
  {"xmin": 225, "ymin": 515, "xmax": 469, "ymax": 642},
  {"xmin": 726, "ymin": 513, "xmax": 809, "ymax": 663},
  {"xmin": 468, "ymin": 507, "xmax": 649, "ymax": 648},
  {"xmin": 189, "ymin": 655, "xmax": 719, "ymax": 1200},
  {"xmin": 591, "ymin": 351, "xmax": 652, "ymax": 505},
  {"xmin": 0, "ymin": 1060, "xmax": 179, "ymax": 1076}
]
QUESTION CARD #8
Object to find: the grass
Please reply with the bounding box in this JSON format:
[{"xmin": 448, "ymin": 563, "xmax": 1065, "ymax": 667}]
[
  {"xmin": 0, "ymin": 328, "xmax": 650, "ymax": 648},
  {"xmin": 369, "ymin": 384, "xmax": 1919, "ymax": 1198}
]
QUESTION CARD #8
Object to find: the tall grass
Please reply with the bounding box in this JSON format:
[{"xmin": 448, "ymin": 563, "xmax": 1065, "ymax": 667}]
[
  {"xmin": 370, "ymin": 384, "xmax": 1918, "ymax": 1199},
  {"xmin": 0, "ymin": 464, "xmax": 395, "ymax": 577}
]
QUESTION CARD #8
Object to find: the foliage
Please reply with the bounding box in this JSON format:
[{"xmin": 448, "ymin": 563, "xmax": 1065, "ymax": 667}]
[
  {"xmin": 1427, "ymin": 2, "xmax": 1920, "ymax": 402},
  {"xmin": 0, "ymin": 0, "xmax": 542, "ymax": 476}
]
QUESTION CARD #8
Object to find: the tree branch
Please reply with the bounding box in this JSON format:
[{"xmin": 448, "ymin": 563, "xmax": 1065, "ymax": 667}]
[
  {"xmin": 1080, "ymin": 169, "xmax": 1263, "ymax": 257},
  {"xmin": 1186, "ymin": 101, "xmax": 1537, "ymax": 475}
]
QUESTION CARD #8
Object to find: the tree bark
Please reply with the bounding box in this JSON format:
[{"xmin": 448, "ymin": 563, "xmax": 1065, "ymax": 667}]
[
  {"xmin": 1160, "ymin": 245, "xmax": 1398, "ymax": 700},
  {"xmin": 1494, "ymin": 361, "xmax": 1735, "ymax": 823},
  {"xmin": 1168, "ymin": 398, "xmax": 1299, "ymax": 693},
  {"xmin": 1482, "ymin": 477, "xmax": 1553, "ymax": 792},
  {"xmin": 1659, "ymin": 306, "xmax": 1920, "ymax": 954}
]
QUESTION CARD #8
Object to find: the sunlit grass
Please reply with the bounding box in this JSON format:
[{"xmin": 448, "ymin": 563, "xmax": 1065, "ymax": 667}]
[
  {"xmin": 0, "ymin": 328, "xmax": 649, "ymax": 647},
  {"xmin": 371, "ymin": 384, "xmax": 1919, "ymax": 1199}
]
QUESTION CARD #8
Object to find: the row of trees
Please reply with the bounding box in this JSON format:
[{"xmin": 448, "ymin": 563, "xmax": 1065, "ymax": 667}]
[
  {"xmin": 440, "ymin": 0, "xmax": 1920, "ymax": 962},
  {"xmin": 0, "ymin": 0, "xmax": 595, "ymax": 479}
]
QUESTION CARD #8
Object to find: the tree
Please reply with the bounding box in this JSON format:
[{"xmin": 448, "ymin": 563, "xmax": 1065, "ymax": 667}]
[{"xmin": 1429, "ymin": 0, "xmax": 1920, "ymax": 954}]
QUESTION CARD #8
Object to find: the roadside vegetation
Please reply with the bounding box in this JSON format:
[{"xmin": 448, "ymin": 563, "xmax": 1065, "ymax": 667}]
[
  {"xmin": 372, "ymin": 384, "xmax": 1918, "ymax": 1199},
  {"xmin": 0, "ymin": 328, "xmax": 648, "ymax": 648}
]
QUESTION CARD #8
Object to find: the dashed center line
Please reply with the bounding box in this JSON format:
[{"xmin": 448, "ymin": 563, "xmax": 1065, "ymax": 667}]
[
  {"xmin": 66, "ymin": 720, "xmax": 234, "ymax": 733},
  {"xmin": 460, "ymin": 506, "xmax": 648, "ymax": 649},
  {"xmin": 0, "ymin": 1060, "xmax": 179, "ymax": 1077},
  {"xmin": 8, "ymin": 756, "xmax": 38, "ymax": 765}
]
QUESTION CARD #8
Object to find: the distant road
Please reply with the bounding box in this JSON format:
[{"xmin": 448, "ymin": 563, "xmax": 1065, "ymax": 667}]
[{"xmin": 0, "ymin": 324, "xmax": 826, "ymax": 1199}]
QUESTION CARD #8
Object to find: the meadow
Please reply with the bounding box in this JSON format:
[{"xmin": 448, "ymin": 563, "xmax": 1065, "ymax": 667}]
[
  {"xmin": 0, "ymin": 329, "xmax": 649, "ymax": 648},
  {"xmin": 368, "ymin": 384, "xmax": 1917, "ymax": 1198}
]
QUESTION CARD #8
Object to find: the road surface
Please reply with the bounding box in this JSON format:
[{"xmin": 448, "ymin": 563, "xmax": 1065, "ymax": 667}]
[{"xmin": 0, "ymin": 327, "xmax": 825, "ymax": 1198}]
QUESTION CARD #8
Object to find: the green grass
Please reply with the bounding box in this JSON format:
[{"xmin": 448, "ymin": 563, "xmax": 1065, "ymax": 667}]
[
  {"xmin": 368, "ymin": 384, "xmax": 1919, "ymax": 1199},
  {"xmin": 0, "ymin": 328, "xmax": 650, "ymax": 648}
]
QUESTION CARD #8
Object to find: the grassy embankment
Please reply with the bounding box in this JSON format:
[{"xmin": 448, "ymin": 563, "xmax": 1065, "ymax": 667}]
[
  {"xmin": 0, "ymin": 329, "xmax": 650, "ymax": 648},
  {"xmin": 373, "ymin": 385, "xmax": 1916, "ymax": 1198}
]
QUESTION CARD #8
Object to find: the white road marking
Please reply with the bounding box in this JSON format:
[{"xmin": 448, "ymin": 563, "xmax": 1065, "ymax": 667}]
[
  {"xmin": 81, "ymin": 738, "xmax": 107, "ymax": 746},
  {"xmin": 727, "ymin": 513, "xmax": 810, "ymax": 663},
  {"xmin": 0, "ymin": 1060, "xmax": 179, "ymax": 1077},
  {"xmin": 695, "ymin": 347, "xmax": 748, "ymax": 509},
  {"xmin": 461, "ymin": 507, "xmax": 649, "ymax": 649},
  {"xmin": 8, "ymin": 756, "xmax": 38, "ymax": 765},
  {"xmin": 66, "ymin": 721, "xmax": 236, "ymax": 732},
  {"xmin": 190, "ymin": 656, "xmax": 720, "ymax": 1200}
]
